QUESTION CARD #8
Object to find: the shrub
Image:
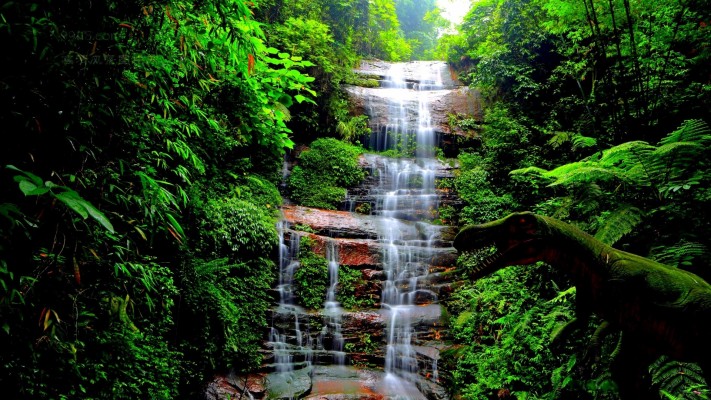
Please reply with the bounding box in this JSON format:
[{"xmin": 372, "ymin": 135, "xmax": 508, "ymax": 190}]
[
  {"xmin": 337, "ymin": 265, "xmax": 374, "ymax": 309},
  {"xmin": 293, "ymin": 237, "xmax": 329, "ymax": 309},
  {"xmin": 236, "ymin": 174, "xmax": 283, "ymax": 216},
  {"xmin": 288, "ymin": 138, "xmax": 365, "ymax": 209},
  {"xmin": 194, "ymin": 197, "xmax": 279, "ymax": 259},
  {"xmin": 179, "ymin": 257, "xmax": 275, "ymax": 377}
]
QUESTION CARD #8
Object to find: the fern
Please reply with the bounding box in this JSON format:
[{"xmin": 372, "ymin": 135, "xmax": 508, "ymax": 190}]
[
  {"xmin": 651, "ymin": 356, "xmax": 709, "ymax": 400},
  {"xmin": 515, "ymin": 120, "xmax": 709, "ymax": 192},
  {"xmin": 509, "ymin": 166, "xmax": 551, "ymax": 176},
  {"xmin": 650, "ymin": 240, "xmax": 708, "ymax": 268},
  {"xmin": 548, "ymin": 131, "xmax": 574, "ymax": 148},
  {"xmin": 547, "ymin": 131, "xmax": 598, "ymax": 151},
  {"xmin": 572, "ymin": 134, "xmax": 597, "ymax": 150},
  {"xmin": 548, "ymin": 165, "xmax": 626, "ymax": 186},
  {"xmin": 659, "ymin": 119, "xmax": 711, "ymax": 146},
  {"xmin": 594, "ymin": 206, "xmax": 645, "ymax": 246}
]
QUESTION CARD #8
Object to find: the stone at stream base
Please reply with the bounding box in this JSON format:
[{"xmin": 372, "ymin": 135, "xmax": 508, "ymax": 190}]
[
  {"xmin": 203, "ymin": 372, "xmax": 267, "ymax": 400},
  {"xmin": 262, "ymin": 365, "xmax": 451, "ymax": 400},
  {"xmin": 265, "ymin": 366, "xmax": 314, "ymax": 399}
]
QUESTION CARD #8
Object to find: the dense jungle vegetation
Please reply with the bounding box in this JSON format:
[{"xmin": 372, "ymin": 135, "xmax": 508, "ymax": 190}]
[
  {"xmin": 0, "ymin": 0, "xmax": 710, "ymax": 399},
  {"xmin": 0, "ymin": 0, "xmax": 440, "ymax": 397},
  {"xmin": 439, "ymin": 0, "xmax": 711, "ymax": 398}
]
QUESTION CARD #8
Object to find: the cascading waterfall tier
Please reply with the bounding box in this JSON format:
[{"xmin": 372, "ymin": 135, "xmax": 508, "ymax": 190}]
[
  {"xmin": 263, "ymin": 61, "xmax": 456, "ymax": 400},
  {"xmin": 370, "ymin": 62, "xmax": 446, "ymax": 395}
]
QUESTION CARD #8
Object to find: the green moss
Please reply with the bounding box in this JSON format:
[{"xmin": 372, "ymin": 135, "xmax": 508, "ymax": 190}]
[
  {"xmin": 337, "ymin": 265, "xmax": 375, "ymax": 309},
  {"xmin": 344, "ymin": 73, "xmax": 382, "ymax": 88},
  {"xmin": 194, "ymin": 197, "xmax": 279, "ymax": 259},
  {"xmin": 294, "ymin": 238, "xmax": 329, "ymax": 309},
  {"xmin": 288, "ymin": 138, "xmax": 365, "ymax": 209}
]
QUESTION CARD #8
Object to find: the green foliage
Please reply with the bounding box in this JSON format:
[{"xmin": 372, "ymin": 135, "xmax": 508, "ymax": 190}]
[
  {"xmin": 180, "ymin": 257, "xmax": 274, "ymax": 376},
  {"xmin": 593, "ymin": 206, "xmax": 646, "ymax": 246},
  {"xmin": 366, "ymin": 0, "xmax": 412, "ymax": 61},
  {"xmin": 510, "ymin": 120, "xmax": 711, "ymax": 258},
  {"xmin": 449, "ymin": 0, "xmax": 711, "ymax": 140},
  {"xmin": 194, "ymin": 197, "xmax": 279, "ymax": 259},
  {"xmin": 445, "ymin": 261, "xmax": 567, "ymax": 399},
  {"xmin": 7, "ymin": 165, "xmax": 114, "ymax": 233},
  {"xmin": 393, "ymin": 0, "xmax": 442, "ymax": 59},
  {"xmin": 344, "ymin": 332, "xmax": 379, "ymax": 355},
  {"xmin": 293, "ymin": 237, "xmax": 329, "ymax": 309},
  {"xmin": 288, "ymin": 138, "xmax": 365, "ymax": 209},
  {"xmin": 235, "ymin": 174, "xmax": 283, "ymax": 215},
  {"xmin": 455, "ymin": 152, "xmax": 518, "ymax": 225},
  {"xmin": 0, "ymin": 0, "xmax": 306, "ymax": 396},
  {"xmin": 650, "ymin": 356, "xmax": 710, "ymax": 400},
  {"xmin": 651, "ymin": 241, "xmax": 709, "ymax": 269},
  {"xmin": 337, "ymin": 115, "xmax": 372, "ymax": 143},
  {"xmin": 337, "ymin": 265, "xmax": 375, "ymax": 309}
]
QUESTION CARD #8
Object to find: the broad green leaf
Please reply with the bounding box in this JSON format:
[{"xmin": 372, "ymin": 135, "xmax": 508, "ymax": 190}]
[
  {"xmin": 18, "ymin": 180, "xmax": 40, "ymax": 196},
  {"xmin": 53, "ymin": 191, "xmax": 89, "ymax": 219},
  {"xmin": 7, "ymin": 165, "xmax": 43, "ymax": 186},
  {"xmin": 165, "ymin": 213, "xmax": 185, "ymax": 239},
  {"xmin": 82, "ymin": 201, "xmax": 115, "ymax": 233}
]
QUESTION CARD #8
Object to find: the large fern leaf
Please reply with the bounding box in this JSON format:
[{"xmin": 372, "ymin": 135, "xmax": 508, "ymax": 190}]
[
  {"xmin": 659, "ymin": 119, "xmax": 711, "ymax": 146},
  {"xmin": 594, "ymin": 206, "xmax": 645, "ymax": 246},
  {"xmin": 650, "ymin": 355, "xmax": 708, "ymax": 399},
  {"xmin": 547, "ymin": 165, "xmax": 626, "ymax": 186},
  {"xmin": 651, "ymin": 240, "xmax": 708, "ymax": 268}
]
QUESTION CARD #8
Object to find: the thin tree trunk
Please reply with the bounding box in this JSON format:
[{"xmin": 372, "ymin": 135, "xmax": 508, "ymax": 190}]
[
  {"xmin": 608, "ymin": 0, "xmax": 633, "ymax": 126},
  {"xmin": 648, "ymin": 0, "xmax": 690, "ymax": 127},
  {"xmin": 621, "ymin": 0, "xmax": 645, "ymax": 124}
]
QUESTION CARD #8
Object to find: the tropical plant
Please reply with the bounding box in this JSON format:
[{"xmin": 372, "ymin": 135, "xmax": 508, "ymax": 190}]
[{"xmin": 288, "ymin": 138, "xmax": 365, "ymax": 209}]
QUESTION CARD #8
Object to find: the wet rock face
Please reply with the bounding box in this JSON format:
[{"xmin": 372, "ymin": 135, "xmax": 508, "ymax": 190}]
[
  {"xmin": 282, "ymin": 205, "xmax": 380, "ymax": 240},
  {"xmin": 345, "ymin": 60, "xmax": 483, "ymax": 140},
  {"xmin": 203, "ymin": 373, "xmax": 267, "ymax": 400}
]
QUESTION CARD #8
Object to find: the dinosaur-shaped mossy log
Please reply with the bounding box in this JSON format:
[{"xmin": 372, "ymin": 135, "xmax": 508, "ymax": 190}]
[{"xmin": 454, "ymin": 211, "xmax": 711, "ymax": 399}]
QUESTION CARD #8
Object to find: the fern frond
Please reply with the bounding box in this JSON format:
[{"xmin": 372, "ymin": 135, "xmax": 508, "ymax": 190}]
[
  {"xmin": 572, "ymin": 134, "xmax": 597, "ymax": 150},
  {"xmin": 650, "ymin": 142, "xmax": 706, "ymax": 184},
  {"xmin": 594, "ymin": 206, "xmax": 645, "ymax": 246},
  {"xmin": 597, "ymin": 141, "xmax": 654, "ymax": 169},
  {"xmin": 548, "ymin": 131, "xmax": 573, "ymax": 148},
  {"xmin": 659, "ymin": 119, "xmax": 711, "ymax": 146},
  {"xmin": 509, "ymin": 166, "xmax": 550, "ymax": 176},
  {"xmin": 547, "ymin": 166, "xmax": 624, "ymax": 186},
  {"xmin": 650, "ymin": 241, "xmax": 708, "ymax": 268},
  {"xmin": 547, "ymin": 131, "xmax": 598, "ymax": 150},
  {"xmin": 651, "ymin": 355, "xmax": 708, "ymax": 399}
]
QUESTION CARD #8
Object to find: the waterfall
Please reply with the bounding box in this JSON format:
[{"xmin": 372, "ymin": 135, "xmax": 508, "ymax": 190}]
[
  {"xmin": 318, "ymin": 239, "xmax": 346, "ymax": 366},
  {"xmin": 264, "ymin": 61, "xmax": 456, "ymax": 399},
  {"xmin": 370, "ymin": 62, "xmax": 446, "ymax": 392},
  {"xmin": 270, "ymin": 221, "xmax": 311, "ymax": 374}
]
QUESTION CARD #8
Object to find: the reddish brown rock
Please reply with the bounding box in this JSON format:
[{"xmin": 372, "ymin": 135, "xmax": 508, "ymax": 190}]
[
  {"xmin": 283, "ymin": 205, "xmax": 379, "ymax": 239},
  {"xmin": 307, "ymin": 235, "xmax": 382, "ymax": 268},
  {"xmin": 203, "ymin": 373, "xmax": 267, "ymax": 400}
]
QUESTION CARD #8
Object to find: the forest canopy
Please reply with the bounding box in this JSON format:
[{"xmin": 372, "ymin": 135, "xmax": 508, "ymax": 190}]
[{"xmin": 0, "ymin": 0, "xmax": 709, "ymax": 398}]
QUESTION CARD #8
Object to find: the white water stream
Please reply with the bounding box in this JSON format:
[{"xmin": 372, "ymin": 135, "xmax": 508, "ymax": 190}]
[
  {"xmin": 371, "ymin": 62, "xmax": 446, "ymax": 395},
  {"xmin": 268, "ymin": 61, "xmax": 452, "ymax": 399}
]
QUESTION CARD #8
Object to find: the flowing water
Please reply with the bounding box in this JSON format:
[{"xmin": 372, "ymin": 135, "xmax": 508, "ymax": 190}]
[
  {"xmin": 267, "ymin": 61, "xmax": 454, "ymax": 399},
  {"xmin": 367, "ymin": 62, "xmax": 448, "ymax": 396}
]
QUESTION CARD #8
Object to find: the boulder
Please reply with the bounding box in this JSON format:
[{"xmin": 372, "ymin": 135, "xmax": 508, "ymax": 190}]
[
  {"xmin": 203, "ymin": 372, "xmax": 267, "ymax": 400},
  {"xmin": 309, "ymin": 235, "xmax": 383, "ymax": 268},
  {"xmin": 283, "ymin": 205, "xmax": 379, "ymax": 239}
]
